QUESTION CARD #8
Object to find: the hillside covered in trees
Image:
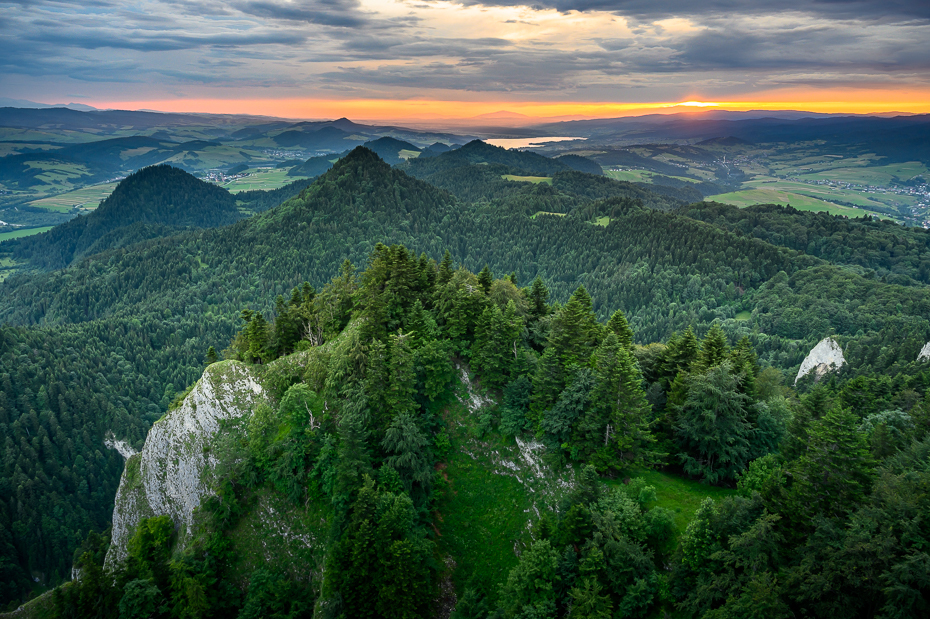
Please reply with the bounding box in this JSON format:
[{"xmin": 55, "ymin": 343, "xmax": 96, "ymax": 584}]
[{"xmin": 0, "ymin": 146, "xmax": 929, "ymax": 617}]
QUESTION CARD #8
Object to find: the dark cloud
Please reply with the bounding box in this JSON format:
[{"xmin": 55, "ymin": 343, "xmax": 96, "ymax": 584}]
[
  {"xmin": 234, "ymin": 0, "xmax": 370, "ymax": 28},
  {"xmin": 1, "ymin": 0, "xmax": 928, "ymax": 102},
  {"xmin": 454, "ymin": 0, "xmax": 930, "ymax": 22}
]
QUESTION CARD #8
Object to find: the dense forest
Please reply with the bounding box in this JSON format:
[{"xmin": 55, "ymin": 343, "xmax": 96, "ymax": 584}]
[
  {"xmin": 0, "ymin": 145, "xmax": 929, "ymax": 616},
  {"xmin": 48, "ymin": 243, "xmax": 930, "ymax": 618}
]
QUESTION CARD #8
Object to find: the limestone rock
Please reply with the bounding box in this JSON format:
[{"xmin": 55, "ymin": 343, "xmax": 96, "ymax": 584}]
[
  {"xmin": 103, "ymin": 431, "xmax": 137, "ymax": 460},
  {"xmin": 105, "ymin": 360, "xmax": 264, "ymax": 570},
  {"xmin": 795, "ymin": 337, "xmax": 845, "ymax": 384},
  {"xmin": 918, "ymin": 342, "xmax": 930, "ymax": 362}
]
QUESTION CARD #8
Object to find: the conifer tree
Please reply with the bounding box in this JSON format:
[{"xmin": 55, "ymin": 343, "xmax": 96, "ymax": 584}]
[
  {"xmin": 606, "ymin": 309, "xmax": 635, "ymax": 352},
  {"xmin": 386, "ymin": 331, "xmax": 417, "ymax": 420},
  {"xmin": 697, "ymin": 324, "xmax": 729, "ymax": 371},
  {"xmin": 572, "ymin": 334, "xmax": 657, "ymax": 471},
  {"xmin": 548, "ymin": 285, "xmax": 602, "ymax": 367},
  {"xmin": 477, "ymin": 265, "xmax": 493, "ymax": 295},
  {"xmin": 204, "ymin": 346, "xmax": 218, "ymax": 365},
  {"xmin": 787, "ymin": 405, "xmax": 876, "ymax": 521},
  {"xmin": 437, "ymin": 250, "xmax": 454, "ymax": 285},
  {"xmin": 381, "ymin": 413, "xmax": 433, "ymax": 508},
  {"xmin": 528, "ymin": 276, "xmax": 550, "ymax": 321},
  {"xmin": 676, "ymin": 362, "xmax": 753, "ymax": 484},
  {"xmin": 472, "ymin": 301, "xmax": 523, "ymax": 388}
]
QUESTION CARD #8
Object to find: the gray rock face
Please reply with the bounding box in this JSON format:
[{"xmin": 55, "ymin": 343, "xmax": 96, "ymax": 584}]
[
  {"xmin": 918, "ymin": 342, "xmax": 930, "ymax": 362},
  {"xmin": 105, "ymin": 361, "xmax": 264, "ymax": 570},
  {"xmin": 795, "ymin": 337, "xmax": 845, "ymax": 384}
]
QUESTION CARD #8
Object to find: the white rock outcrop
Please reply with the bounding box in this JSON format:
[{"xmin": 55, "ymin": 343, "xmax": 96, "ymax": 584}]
[
  {"xmin": 795, "ymin": 337, "xmax": 846, "ymax": 384},
  {"xmin": 918, "ymin": 342, "xmax": 930, "ymax": 362},
  {"xmin": 103, "ymin": 432, "xmax": 137, "ymax": 460},
  {"xmin": 105, "ymin": 360, "xmax": 264, "ymax": 570}
]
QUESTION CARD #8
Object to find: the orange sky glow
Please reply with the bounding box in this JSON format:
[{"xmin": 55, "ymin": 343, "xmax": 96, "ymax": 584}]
[{"xmin": 92, "ymin": 88, "xmax": 930, "ymax": 123}]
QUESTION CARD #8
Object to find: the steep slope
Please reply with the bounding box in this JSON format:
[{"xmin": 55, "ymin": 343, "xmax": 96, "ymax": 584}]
[
  {"xmin": 8, "ymin": 165, "xmax": 240, "ymax": 270},
  {"xmin": 106, "ymin": 360, "xmax": 265, "ymax": 568}
]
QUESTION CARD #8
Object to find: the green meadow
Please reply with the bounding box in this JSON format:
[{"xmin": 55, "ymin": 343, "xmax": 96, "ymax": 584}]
[{"xmin": 0, "ymin": 226, "xmax": 53, "ymax": 242}]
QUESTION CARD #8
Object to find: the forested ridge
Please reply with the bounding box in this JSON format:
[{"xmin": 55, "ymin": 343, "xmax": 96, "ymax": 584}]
[
  {"xmin": 0, "ymin": 145, "xmax": 929, "ymax": 615},
  {"xmin": 45, "ymin": 242, "xmax": 930, "ymax": 619}
]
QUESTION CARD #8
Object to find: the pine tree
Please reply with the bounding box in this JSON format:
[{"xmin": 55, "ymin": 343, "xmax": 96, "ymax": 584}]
[
  {"xmin": 697, "ymin": 324, "xmax": 729, "ymax": 371},
  {"xmin": 572, "ymin": 334, "xmax": 657, "ymax": 471},
  {"xmin": 606, "ymin": 309, "xmax": 634, "ymax": 351},
  {"xmin": 528, "ymin": 276, "xmax": 550, "ymax": 321},
  {"xmin": 204, "ymin": 346, "xmax": 218, "ymax": 365},
  {"xmin": 477, "ymin": 265, "xmax": 493, "ymax": 295},
  {"xmin": 437, "ymin": 250, "xmax": 454, "ymax": 285},
  {"xmin": 787, "ymin": 405, "xmax": 876, "ymax": 521},
  {"xmin": 676, "ymin": 362, "xmax": 753, "ymax": 485},
  {"xmin": 385, "ymin": 331, "xmax": 417, "ymax": 421}
]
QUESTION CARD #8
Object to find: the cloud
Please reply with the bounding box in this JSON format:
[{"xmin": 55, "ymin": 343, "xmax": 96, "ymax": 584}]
[
  {"xmin": 0, "ymin": 0, "xmax": 928, "ymax": 104},
  {"xmin": 449, "ymin": 0, "xmax": 930, "ymax": 22}
]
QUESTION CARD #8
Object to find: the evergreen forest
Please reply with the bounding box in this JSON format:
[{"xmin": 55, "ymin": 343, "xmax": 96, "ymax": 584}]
[{"xmin": 0, "ymin": 144, "xmax": 929, "ymax": 618}]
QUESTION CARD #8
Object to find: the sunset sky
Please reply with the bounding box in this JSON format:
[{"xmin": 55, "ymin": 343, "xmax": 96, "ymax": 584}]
[{"xmin": 2, "ymin": 0, "xmax": 929, "ymax": 120}]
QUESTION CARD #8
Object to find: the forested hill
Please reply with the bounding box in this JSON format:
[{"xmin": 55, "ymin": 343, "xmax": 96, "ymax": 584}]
[
  {"xmin": 402, "ymin": 139, "xmax": 572, "ymax": 177},
  {"xmin": 682, "ymin": 201, "xmax": 930, "ymax": 285},
  {"xmin": 2, "ymin": 145, "xmax": 930, "ymax": 606},
  {"xmin": 7, "ymin": 165, "xmax": 240, "ymax": 270}
]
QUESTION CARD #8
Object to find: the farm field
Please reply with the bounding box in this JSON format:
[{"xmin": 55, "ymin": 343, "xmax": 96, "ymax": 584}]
[
  {"xmin": 605, "ymin": 169, "xmax": 699, "ymax": 184},
  {"xmin": 501, "ymin": 174, "xmax": 552, "ymax": 184},
  {"xmin": 221, "ymin": 168, "xmax": 309, "ymax": 193},
  {"xmin": 742, "ymin": 178, "xmax": 892, "ymax": 209},
  {"xmin": 0, "ymin": 226, "xmax": 53, "ymax": 242},
  {"xmin": 29, "ymin": 182, "xmax": 118, "ymax": 211},
  {"xmin": 705, "ymin": 188, "xmax": 876, "ymax": 217},
  {"xmin": 793, "ymin": 161, "xmax": 927, "ymax": 185}
]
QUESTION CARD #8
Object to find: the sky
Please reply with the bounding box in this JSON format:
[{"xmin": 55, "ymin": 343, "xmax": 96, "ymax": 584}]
[{"xmin": 2, "ymin": 0, "xmax": 930, "ymax": 120}]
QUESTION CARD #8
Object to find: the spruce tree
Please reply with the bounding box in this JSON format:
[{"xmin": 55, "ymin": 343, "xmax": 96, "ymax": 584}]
[
  {"xmin": 675, "ymin": 362, "xmax": 753, "ymax": 484},
  {"xmin": 572, "ymin": 334, "xmax": 657, "ymax": 471},
  {"xmin": 437, "ymin": 250, "xmax": 454, "ymax": 285},
  {"xmin": 477, "ymin": 265, "xmax": 493, "ymax": 295},
  {"xmin": 787, "ymin": 405, "xmax": 876, "ymax": 521},
  {"xmin": 528, "ymin": 276, "xmax": 550, "ymax": 321},
  {"xmin": 386, "ymin": 331, "xmax": 417, "ymax": 421},
  {"xmin": 204, "ymin": 346, "xmax": 218, "ymax": 365},
  {"xmin": 548, "ymin": 285, "xmax": 602, "ymax": 367},
  {"xmin": 606, "ymin": 309, "xmax": 634, "ymax": 351},
  {"xmin": 697, "ymin": 324, "xmax": 729, "ymax": 371}
]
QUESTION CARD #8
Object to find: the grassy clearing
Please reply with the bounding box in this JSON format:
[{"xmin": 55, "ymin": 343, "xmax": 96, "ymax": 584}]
[
  {"xmin": 398, "ymin": 149, "xmax": 420, "ymax": 160},
  {"xmin": 605, "ymin": 469, "xmax": 737, "ymax": 534},
  {"xmin": 531, "ymin": 211, "xmax": 567, "ymax": 219},
  {"xmin": 705, "ymin": 188, "xmax": 873, "ymax": 217},
  {"xmin": 502, "ymin": 174, "xmax": 553, "ymax": 184},
  {"xmin": 436, "ymin": 367, "xmax": 575, "ymax": 596},
  {"xmin": 223, "ymin": 168, "xmax": 309, "ymax": 193},
  {"xmin": 735, "ymin": 310, "xmax": 752, "ymax": 321},
  {"xmin": 29, "ymin": 182, "xmax": 117, "ymax": 211},
  {"xmin": 0, "ymin": 226, "xmax": 53, "ymax": 242},
  {"xmin": 593, "ymin": 216, "xmax": 610, "ymax": 227}
]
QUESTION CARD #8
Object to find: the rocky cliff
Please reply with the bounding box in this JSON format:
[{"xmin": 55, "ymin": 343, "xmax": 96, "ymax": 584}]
[
  {"xmin": 104, "ymin": 360, "xmax": 264, "ymax": 569},
  {"xmin": 795, "ymin": 337, "xmax": 846, "ymax": 384}
]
